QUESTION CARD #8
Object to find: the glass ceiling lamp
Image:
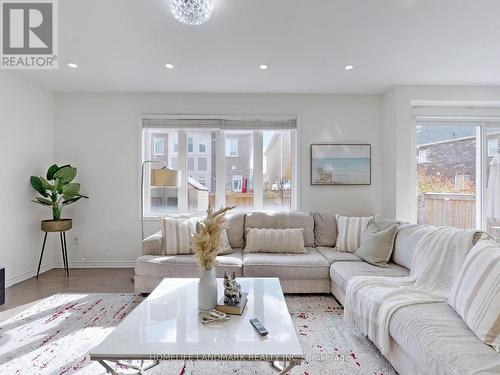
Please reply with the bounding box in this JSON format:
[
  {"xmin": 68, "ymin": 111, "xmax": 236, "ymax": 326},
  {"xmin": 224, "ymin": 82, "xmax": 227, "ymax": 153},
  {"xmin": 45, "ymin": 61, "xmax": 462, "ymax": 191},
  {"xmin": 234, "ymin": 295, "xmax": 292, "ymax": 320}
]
[{"xmin": 169, "ymin": 0, "xmax": 214, "ymax": 25}]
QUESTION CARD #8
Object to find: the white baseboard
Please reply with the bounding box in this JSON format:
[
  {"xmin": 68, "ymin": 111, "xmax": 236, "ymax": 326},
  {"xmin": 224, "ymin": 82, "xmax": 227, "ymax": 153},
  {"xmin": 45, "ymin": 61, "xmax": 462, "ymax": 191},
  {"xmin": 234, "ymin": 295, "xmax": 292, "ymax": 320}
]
[
  {"xmin": 5, "ymin": 263, "xmax": 54, "ymax": 288},
  {"xmin": 52, "ymin": 260, "xmax": 136, "ymax": 268},
  {"xmin": 6, "ymin": 261, "xmax": 136, "ymax": 288}
]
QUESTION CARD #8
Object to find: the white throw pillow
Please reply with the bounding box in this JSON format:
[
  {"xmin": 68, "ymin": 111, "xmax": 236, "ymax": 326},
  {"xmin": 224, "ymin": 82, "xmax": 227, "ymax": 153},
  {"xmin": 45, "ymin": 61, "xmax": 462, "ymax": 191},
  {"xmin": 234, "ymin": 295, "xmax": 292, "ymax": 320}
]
[
  {"xmin": 448, "ymin": 239, "xmax": 500, "ymax": 352},
  {"xmin": 160, "ymin": 215, "xmax": 198, "ymax": 255},
  {"xmin": 218, "ymin": 230, "xmax": 233, "ymax": 255},
  {"xmin": 335, "ymin": 215, "xmax": 373, "ymax": 253},
  {"xmin": 244, "ymin": 228, "xmax": 306, "ymax": 253}
]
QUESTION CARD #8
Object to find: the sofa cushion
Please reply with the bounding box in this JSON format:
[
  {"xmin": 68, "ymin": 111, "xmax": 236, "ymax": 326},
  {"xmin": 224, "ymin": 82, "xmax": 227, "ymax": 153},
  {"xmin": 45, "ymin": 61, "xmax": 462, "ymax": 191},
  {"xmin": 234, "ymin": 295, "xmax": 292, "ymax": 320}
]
[
  {"xmin": 389, "ymin": 302, "xmax": 500, "ymax": 375},
  {"xmin": 448, "ymin": 239, "xmax": 500, "ymax": 351},
  {"xmin": 355, "ymin": 224, "xmax": 398, "ymax": 267},
  {"xmin": 142, "ymin": 230, "xmax": 163, "ymax": 255},
  {"xmin": 315, "ymin": 247, "xmax": 362, "ymax": 263},
  {"xmin": 244, "ymin": 228, "xmax": 306, "ymax": 253},
  {"xmin": 313, "ymin": 212, "xmax": 337, "ymax": 247},
  {"xmin": 226, "ymin": 211, "xmax": 246, "ymax": 249},
  {"xmin": 330, "ymin": 261, "xmax": 409, "ymax": 291},
  {"xmin": 392, "ymin": 224, "xmax": 434, "ymax": 269},
  {"xmin": 160, "ymin": 215, "xmax": 198, "ymax": 255},
  {"xmin": 245, "ymin": 211, "xmax": 315, "ymax": 247},
  {"xmin": 242, "ymin": 248, "xmax": 329, "ymax": 279},
  {"xmin": 335, "ymin": 215, "xmax": 373, "ymax": 252},
  {"xmin": 135, "ymin": 250, "xmax": 243, "ymax": 278}
]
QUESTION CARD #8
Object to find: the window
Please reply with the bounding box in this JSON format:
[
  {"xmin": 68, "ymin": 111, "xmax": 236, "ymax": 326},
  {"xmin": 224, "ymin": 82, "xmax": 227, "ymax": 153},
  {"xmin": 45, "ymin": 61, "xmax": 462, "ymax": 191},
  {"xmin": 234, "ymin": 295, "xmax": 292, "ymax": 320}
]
[
  {"xmin": 198, "ymin": 157, "xmax": 208, "ymax": 171},
  {"xmin": 416, "ymin": 122, "xmax": 500, "ymax": 238},
  {"xmin": 232, "ymin": 176, "xmax": 243, "ymax": 192},
  {"xmin": 142, "ymin": 117, "xmax": 297, "ymax": 215},
  {"xmin": 153, "ymin": 137, "xmax": 164, "ymax": 155},
  {"xmin": 225, "ymin": 138, "xmax": 238, "ymax": 157},
  {"xmin": 488, "ymin": 138, "xmax": 498, "ymax": 157},
  {"xmin": 225, "ymin": 131, "xmax": 253, "ymax": 209},
  {"xmin": 263, "ymin": 130, "xmax": 292, "ymax": 210},
  {"xmin": 143, "ymin": 130, "xmax": 178, "ymax": 214},
  {"xmin": 418, "ymin": 149, "xmax": 430, "ymax": 163}
]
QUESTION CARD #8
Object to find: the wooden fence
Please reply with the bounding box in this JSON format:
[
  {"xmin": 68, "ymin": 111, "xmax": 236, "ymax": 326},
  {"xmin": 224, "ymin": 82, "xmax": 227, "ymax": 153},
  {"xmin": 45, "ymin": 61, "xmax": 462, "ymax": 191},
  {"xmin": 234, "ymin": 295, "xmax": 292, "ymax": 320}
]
[
  {"xmin": 208, "ymin": 192, "xmax": 291, "ymax": 209},
  {"xmin": 418, "ymin": 193, "xmax": 476, "ymax": 229}
]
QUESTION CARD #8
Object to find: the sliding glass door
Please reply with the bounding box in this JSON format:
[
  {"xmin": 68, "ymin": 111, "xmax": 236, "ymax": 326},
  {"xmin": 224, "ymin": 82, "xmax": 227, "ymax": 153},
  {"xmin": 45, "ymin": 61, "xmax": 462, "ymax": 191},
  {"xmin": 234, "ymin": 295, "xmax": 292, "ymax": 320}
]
[{"xmin": 416, "ymin": 121, "xmax": 500, "ymax": 238}]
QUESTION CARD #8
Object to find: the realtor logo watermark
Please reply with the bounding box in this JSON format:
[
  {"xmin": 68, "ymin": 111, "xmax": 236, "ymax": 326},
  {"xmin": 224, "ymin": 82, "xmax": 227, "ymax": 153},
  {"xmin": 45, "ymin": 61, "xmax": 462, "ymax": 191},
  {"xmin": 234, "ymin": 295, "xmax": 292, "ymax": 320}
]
[{"xmin": 1, "ymin": 0, "xmax": 58, "ymax": 69}]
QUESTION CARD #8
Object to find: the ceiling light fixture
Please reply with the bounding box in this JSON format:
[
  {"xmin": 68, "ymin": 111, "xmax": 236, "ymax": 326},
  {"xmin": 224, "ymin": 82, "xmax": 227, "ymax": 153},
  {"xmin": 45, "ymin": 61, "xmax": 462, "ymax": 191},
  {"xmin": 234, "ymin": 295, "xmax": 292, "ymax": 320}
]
[
  {"xmin": 259, "ymin": 64, "xmax": 269, "ymax": 70},
  {"xmin": 168, "ymin": 0, "xmax": 214, "ymax": 25},
  {"xmin": 165, "ymin": 63, "xmax": 174, "ymax": 69},
  {"xmin": 67, "ymin": 63, "xmax": 78, "ymax": 69},
  {"xmin": 344, "ymin": 65, "xmax": 354, "ymax": 70}
]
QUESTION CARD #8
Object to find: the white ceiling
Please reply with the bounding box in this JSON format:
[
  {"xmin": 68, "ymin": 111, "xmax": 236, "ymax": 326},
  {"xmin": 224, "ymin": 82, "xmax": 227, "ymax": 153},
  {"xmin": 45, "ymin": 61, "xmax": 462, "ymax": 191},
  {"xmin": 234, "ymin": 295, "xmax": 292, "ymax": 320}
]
[{"xmin": 17, "ymin": 0, "xmax": 500, "ymax": 93}]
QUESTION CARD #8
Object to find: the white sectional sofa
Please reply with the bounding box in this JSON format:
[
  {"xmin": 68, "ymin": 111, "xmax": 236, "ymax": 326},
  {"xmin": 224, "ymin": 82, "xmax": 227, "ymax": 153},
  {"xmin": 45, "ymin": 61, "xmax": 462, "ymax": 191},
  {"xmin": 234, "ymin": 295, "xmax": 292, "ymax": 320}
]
[{"xmin": 135, "ymin": 211, "xmax": 500, "ymax": 375}]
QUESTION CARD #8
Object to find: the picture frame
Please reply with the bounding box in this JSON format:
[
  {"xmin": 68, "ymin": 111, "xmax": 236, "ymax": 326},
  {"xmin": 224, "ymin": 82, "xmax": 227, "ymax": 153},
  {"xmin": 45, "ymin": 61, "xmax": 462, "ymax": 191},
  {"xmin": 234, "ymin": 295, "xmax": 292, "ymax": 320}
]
[{"xmin": 310, "ymin": 143, "xmax": 371, "ymax": 185}]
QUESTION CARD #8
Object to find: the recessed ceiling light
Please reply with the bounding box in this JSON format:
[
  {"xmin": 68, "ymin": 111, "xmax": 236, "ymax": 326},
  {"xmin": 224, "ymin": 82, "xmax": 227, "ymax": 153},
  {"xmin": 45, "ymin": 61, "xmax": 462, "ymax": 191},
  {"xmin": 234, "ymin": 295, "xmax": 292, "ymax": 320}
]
[
  {"xmin": 259, "ymin": 64, "xmax": 269, "ymax": 70},
  {"xmin": 67, "ymin": 63, "xmax": 78, "ymax": 69},
  {"xmin": 165, "ymin": 63, "xmax": 174, "ymax": 69},
  {"xmin": 344, "ymin": 65, "xmax": 354, "ymax": 70}
]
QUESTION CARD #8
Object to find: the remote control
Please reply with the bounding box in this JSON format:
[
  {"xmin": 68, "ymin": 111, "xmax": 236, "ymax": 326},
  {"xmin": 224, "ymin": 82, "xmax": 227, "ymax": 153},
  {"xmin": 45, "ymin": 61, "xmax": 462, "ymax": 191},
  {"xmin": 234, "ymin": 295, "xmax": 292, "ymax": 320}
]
[{"xmin": 250, "ymin": 318, "xmax": 269, "ymax": 336}]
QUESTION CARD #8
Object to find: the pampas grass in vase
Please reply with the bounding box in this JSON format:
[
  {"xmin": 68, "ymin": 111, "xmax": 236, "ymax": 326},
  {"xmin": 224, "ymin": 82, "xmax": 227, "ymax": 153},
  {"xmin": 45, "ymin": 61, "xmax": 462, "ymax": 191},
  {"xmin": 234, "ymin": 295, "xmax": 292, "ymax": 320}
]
[{"xmin": 192, "ymin": 204, "xmax": 234, "ymax": 310}]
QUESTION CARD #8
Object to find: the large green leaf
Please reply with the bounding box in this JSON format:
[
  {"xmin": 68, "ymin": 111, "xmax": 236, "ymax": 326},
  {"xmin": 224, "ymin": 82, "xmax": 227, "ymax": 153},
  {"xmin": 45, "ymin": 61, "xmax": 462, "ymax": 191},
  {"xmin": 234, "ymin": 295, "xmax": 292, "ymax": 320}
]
[
  {"xmin": 32, "ymin": 197, "xmax": 53, "ymax": 206},
  {"xmin": 62, "ymin": 183, "xmax": 80, "ymax": 199},
  {"xmin": 39, "ymin": 177, "xmax": 53, "ymax": 191},
  {"xmin": 46, "ymin": 164, "xmax": 59, "ymax": 180},
  {"xmin": 30, "ymin": 176, "xmax": 48, "ymax": 197},
  {"xmin": 53, "ymin": 166, "xmax": 77, "ymax": 184},
  {"xmin": 62, "ymin": 195, "xmax": 84, "ymax": 206}
]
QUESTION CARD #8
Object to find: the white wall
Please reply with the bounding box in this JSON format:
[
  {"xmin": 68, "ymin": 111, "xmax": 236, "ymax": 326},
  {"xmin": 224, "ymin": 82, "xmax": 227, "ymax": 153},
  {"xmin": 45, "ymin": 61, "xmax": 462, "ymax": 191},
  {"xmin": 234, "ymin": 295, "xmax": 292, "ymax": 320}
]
[
  {"xmin": 54, "ymin": 93, "xmax": 383, "ymax": 264},
  {"xmin": 0, "ymin": 72, "xmax": 56, "ymax": 286},
  {"xmin": 382, "ymin": 86, "xmax": 500, "ymax": 222}
]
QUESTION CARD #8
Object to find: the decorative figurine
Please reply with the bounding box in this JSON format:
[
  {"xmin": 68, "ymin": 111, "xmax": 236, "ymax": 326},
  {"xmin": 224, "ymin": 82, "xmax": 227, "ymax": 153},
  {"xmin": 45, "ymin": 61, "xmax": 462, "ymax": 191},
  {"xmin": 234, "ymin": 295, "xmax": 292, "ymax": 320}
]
[{"xmin": 223, "ymin": 272, "xmax": 242, "ymax": 304}]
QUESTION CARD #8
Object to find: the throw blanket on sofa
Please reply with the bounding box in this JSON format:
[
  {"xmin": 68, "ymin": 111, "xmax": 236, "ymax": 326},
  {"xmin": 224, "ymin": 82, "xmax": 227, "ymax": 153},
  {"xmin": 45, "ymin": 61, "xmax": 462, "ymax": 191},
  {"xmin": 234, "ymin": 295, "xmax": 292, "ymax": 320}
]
[{"xmin": 344, "ymin": 226, "xmax": 477, "ymax": 354}]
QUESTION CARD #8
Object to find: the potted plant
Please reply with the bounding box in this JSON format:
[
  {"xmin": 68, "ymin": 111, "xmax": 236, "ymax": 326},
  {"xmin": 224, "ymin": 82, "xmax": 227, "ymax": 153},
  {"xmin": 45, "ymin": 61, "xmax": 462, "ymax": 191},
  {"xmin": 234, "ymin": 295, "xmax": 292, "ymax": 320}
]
[
  {"xmin": 192, "ymin": 204, "xmax": 233, "ymax": 310},
  {"xmin": 30, "ymin": 164, "xmax": 89, "ymax": 232}
]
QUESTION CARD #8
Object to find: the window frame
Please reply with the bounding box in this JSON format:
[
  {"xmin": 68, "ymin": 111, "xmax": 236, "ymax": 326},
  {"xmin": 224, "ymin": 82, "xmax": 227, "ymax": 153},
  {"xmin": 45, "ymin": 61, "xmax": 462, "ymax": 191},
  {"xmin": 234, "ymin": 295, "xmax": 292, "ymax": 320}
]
[
  {"xmin": 140, "ymin": 115, "xmax": 299, "ymax": 218},
  {"xmin": 225, "ymin": 138, "xmax": 239, "ymax": 157},
  {"xmin": 414, "ymin": 119, "xmax": 500, "ymax": 231}
]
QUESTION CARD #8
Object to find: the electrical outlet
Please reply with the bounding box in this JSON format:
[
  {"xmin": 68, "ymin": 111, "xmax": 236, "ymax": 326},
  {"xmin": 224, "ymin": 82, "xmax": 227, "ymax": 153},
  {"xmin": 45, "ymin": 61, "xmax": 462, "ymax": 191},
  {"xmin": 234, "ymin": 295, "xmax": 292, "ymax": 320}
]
[{"xmin": 73, "ymin": 236, "xmax": 80, "ymax": 247}]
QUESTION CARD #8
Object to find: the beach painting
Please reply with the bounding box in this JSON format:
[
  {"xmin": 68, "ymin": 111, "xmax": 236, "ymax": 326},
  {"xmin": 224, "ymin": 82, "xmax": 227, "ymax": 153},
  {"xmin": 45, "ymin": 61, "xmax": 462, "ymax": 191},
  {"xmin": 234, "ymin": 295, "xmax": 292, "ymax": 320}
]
[{"xmin": 311, "ymin": 144, "xmax": 371, "ymax": 185}]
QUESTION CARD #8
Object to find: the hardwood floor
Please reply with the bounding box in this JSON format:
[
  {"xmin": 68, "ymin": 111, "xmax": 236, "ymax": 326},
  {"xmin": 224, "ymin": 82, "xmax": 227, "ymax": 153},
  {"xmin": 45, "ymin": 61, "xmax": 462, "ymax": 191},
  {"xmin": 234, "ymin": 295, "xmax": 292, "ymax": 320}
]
[{"xmin": 0, "ymin": 268, "xmax": 135, "ymax": 322}]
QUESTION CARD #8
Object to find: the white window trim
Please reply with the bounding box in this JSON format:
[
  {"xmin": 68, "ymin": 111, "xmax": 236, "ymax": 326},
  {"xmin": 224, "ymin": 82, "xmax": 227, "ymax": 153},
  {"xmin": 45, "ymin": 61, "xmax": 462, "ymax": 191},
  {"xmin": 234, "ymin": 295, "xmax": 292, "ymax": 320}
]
[{"xmin": 232, "ymin": 175, "xmax": 243, "ymax": 193}]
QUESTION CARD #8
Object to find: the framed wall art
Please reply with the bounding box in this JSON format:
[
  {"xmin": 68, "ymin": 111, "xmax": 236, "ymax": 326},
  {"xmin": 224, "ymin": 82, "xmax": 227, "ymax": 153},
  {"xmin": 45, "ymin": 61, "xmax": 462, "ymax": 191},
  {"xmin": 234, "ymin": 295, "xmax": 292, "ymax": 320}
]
[{"xmin": 310, "ymin": 143, "xmax": 371, "ymax": 185}]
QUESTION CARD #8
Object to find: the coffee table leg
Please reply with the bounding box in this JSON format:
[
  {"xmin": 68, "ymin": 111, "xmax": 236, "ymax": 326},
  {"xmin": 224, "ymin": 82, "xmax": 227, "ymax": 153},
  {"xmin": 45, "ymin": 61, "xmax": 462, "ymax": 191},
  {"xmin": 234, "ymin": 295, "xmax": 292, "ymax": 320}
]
[
  {"xmin": 96, "ymin": 359, "xmax": 160, "ymax": 374},
  {"xmin": 272, "ymin": 360, "xmax": 300, "ymax": 374}
]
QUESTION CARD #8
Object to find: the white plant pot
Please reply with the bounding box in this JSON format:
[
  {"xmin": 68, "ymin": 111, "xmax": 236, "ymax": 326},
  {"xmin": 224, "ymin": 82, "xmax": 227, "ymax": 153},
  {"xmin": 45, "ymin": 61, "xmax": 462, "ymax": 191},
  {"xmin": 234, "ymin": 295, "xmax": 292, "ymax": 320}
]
[{"xmin": 198, "ymin": 268, "xmax": 218, "ymax": 311}]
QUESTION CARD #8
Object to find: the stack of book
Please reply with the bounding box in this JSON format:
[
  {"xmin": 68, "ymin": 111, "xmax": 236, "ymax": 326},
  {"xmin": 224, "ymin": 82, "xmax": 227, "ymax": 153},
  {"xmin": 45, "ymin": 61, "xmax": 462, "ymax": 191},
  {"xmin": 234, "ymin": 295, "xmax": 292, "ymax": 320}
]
[{"xmin": 215, "ymin": 292, "xmax": 248, "ymax": 315}]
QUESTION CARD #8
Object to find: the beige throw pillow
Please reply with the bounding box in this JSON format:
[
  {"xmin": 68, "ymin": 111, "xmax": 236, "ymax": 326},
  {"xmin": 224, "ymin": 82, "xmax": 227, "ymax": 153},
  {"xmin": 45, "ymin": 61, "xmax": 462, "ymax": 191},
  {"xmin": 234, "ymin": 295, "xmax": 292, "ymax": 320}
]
[
  {"xmin": 218, "ymin": 230, "xmax": 233, "ymax": 255},
  {"xmin": 160, "ymin": 215, "xmax": 198, "ymax": 255},
  {"xmin": 335, "ymin": 215, "xmax": 373, "ymax": 252},
  {"xmin": 448, "ymin": 240, "xmax": 500, "ymax": 352},
  {"xmin": 244, "ymin": 228, "xmax": 306, "ymax": 253},
  {"xmin": 355, "ymin": 224, "xmax": 398, "ymax": 267}
]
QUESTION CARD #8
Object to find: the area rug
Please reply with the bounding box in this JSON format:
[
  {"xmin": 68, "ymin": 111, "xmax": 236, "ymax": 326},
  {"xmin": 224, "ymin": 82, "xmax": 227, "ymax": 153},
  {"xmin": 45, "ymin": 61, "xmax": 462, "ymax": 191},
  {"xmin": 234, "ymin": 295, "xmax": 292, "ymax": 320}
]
[{"xmin": 0, "ymin": 293, "xmax": 397, "ymax": 375}]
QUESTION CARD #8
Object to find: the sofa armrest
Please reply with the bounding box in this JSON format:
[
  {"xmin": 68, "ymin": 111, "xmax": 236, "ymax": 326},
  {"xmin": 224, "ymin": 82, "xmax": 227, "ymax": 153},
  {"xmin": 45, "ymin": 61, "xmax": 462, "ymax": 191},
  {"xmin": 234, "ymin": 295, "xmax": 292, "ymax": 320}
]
[{"xmin": 142, "ymin": 231, "xmax": 163, "ymax": 255}]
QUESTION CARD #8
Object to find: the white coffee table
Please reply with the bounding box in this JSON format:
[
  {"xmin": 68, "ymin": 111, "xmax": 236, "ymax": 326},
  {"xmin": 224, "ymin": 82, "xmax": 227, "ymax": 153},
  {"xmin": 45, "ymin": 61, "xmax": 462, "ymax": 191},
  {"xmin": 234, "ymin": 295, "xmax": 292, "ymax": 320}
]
[{"xmin": 90, "ymin": 277, "xmax": 304, "ymax": 374}]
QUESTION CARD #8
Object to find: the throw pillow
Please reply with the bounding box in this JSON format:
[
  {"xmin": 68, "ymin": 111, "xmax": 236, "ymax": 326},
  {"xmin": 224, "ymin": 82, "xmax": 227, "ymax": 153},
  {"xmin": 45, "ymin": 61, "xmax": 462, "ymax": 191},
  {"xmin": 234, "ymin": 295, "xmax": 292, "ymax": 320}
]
[
  {"xmin": 367, "ymin": 215, "xmax": 400, "ymax": 232},
  {"xmin": 335, "ymin": 215, "xmax": 373, "ymax": 253},
  {"xmin": 244, "ymin": 228, "xmax": 307, "ymax": 253},
  {"xmin": 355, "ymin": 224, "xmax": 398, "ymax": 267},
  {"xmin": 160, "ymin": 215, "xmax": 199, "ymax": 255},
  {"xmin": 218, "ymin": 229, "xmax": 233, "ymax": 255},
  {"xmin": 448, "ymin": 239, "xmax": 500, "ymax": 352},
  {"xmin": 313, "ymin": 212, "xmax": 337, "ymax": 247}
]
